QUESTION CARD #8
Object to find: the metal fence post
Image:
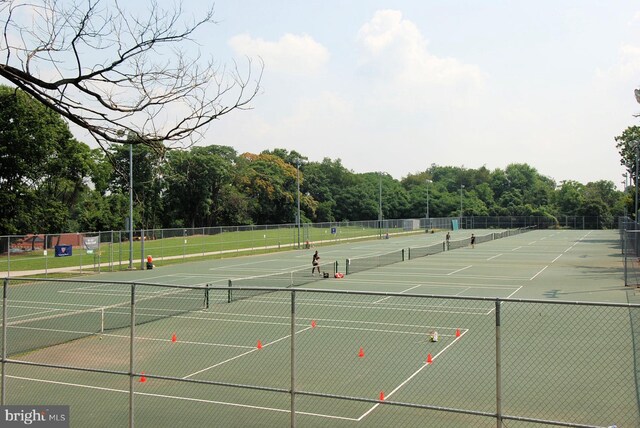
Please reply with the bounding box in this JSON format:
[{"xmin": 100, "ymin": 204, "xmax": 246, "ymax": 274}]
[
  {"xmin": 495, "ymin": 299, "xmax": 503, "ymax": 428},
  {"xmin": 129, "ymin": 283, "xmax": 136, "ymax": 428},
  {"xmin": 1, "ymin": 278, "xmax": 8, "ymax": 405},
  {"xmin": 624, "ymin": 230, "xmax": 628, "ymax": 286},
  {"xmin": 290, "ymin": 290, "xmax": 297, "ymax": 428}
]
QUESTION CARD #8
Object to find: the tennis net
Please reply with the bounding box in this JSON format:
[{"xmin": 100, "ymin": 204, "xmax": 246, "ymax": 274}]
[
  {"xmin": 408, "ymin": 242, "xmax": 445, "ymax": 260},
  {"xmin": 345, "ymin": 250, "xmax": 404, "ymax": 275},
  {"xmin": 5, "ymin": 281, "xmax": 209, "ymax": 357},
  {"xmin": 227, "ymin": 261, "xmax": 336, "ymax": 302}
]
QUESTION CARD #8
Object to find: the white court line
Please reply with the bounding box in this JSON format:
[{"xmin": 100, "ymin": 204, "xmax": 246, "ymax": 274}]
[
  {"xmin": 530, "ymin": 265, "xmax": 548, "ymax": 281},
  {"xmin": 9, "ymin": 300, "xmax": 101, "ymax": 309},
  {"xmin": 486, "ymin": 254, "xmax": 502, "ymax": 261},
  {"xmin": 447, "ymin": 265, "xmax": 472, "ymax": 275},
  {"xmin": 528, "ymin": 241, "xmax": 537, "ymax": 245},
  {"xmin": 183, "ymin": 326, "xmax": 313, "ymax": 379},
  {"xmin": 7, "ymin": 308, "xmax": 63, "ymax": 321},
  {"xmin": 357, "ymin": 330, "xmax": 468, "ymax": 421},
  {"xmin": 505, "ymin": 286, "xmax": 523, "ymax": 299},
  {"xmin": 373, "ymin": 285, "xmax": 423, "ymax": 304},
  {"xmin": 207, "ymin": 311, "xmax": 477, "ymax": 332},
  {"xmin": 512, "ymin": 246, "xmax": 522, "ymax": 251},
  {"xmin": 208, "ymin": 259, "xmax": 281, "ymax": 270},
  {"xmin": 551, "ymin": 254, "xmax": 563, "ymax": 263},
  {"xmin": 6, "ymin": 376, "xmax": 359, "ymax": 422},
  {"xmin": 237, "ymin": 299, "xmax": 491, "ymax": 317}
]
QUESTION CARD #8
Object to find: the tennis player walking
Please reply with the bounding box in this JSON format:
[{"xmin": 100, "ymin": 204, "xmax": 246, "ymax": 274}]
[{"xmin": 311, "ymin": 251, "xmax": 321, "ymax": 275}]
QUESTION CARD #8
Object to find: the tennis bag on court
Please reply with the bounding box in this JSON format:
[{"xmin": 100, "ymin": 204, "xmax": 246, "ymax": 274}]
[{"xmin": 323, "ymin": 272, "xmax": 329, "ymax": 278}]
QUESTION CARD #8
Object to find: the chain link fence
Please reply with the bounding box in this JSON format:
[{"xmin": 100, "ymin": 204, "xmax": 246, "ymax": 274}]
[
  {"xmin": 0, "ymin": 216, "xmax": 601, "ymax": 278},
  {"xmin": 1, "ymin": 278, "xmax": 637, "ymax": 427}
]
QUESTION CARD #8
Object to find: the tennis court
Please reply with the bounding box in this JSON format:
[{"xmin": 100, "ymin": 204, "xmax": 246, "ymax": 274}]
[{"xmin": 2, "ymin": 229, "xmax": 638, "ymax": 427}]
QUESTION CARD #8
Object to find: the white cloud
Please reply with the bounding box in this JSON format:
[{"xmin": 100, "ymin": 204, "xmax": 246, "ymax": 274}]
[
  {"xmin": 229, "ymin": 33, "xmax": 329, "ymax": 75},
  {"xmin": 355, "ymin": 10, "xmax": 486, "ymax": 111}
]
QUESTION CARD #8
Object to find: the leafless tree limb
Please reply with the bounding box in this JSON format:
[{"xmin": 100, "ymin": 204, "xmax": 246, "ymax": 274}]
[{"xmin": 0, "ymin": 0, "xmax": 263, "ymax": 152}]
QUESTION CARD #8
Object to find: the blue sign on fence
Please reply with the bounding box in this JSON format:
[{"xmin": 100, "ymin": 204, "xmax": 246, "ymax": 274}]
[
  {"xmin": 331, "ymin": 227, "xmax": 337, "ymax": 234},
  {"xmin": 54, "ymin": 245, "xmax": 72, "ymax": 257}
]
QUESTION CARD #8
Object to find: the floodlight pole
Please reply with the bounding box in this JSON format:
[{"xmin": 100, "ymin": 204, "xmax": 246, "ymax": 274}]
[
  {"xmin": 426, "ymin": 179, "xmax": 432, "ymax": 230},
  {"xmin": 296, "ymin": 159, "xmax": 301, "ymax": 249},
  {"xmin": 128, "ymin": 143, "xmax": 134, "ymax": 269},
  {"xmin": 634, "ymin": 88, "xmax": 640, "ymax": 221},
  {"xmin": 379, "ymin": 172, "xmax": 383, "ymax": 238},
  {"xmin": 460, "ymin": 184, "xmax": 465, "ymax": 225}
]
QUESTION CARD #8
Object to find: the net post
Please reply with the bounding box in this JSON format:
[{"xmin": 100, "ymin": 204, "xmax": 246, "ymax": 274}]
[
  {"xmin": 101, "ymin": 307, "xmax": 105, "ymax": 333},
  {"xmin": 346, "ymin": 259, "xmax": 350, "ymax": 275},
  {"xmin": 205, "ymin": 284, "xmax": 210, "ymax": 309},
  {"xmin": 227, "ymin": 280, "xmax": 232, "ymax": 303},
  {"xmin": 334, "ymin": 261, "xmax": 338, "ymax": 275},
  {"xmin": 402, "ymin": 248, "xmax": 405, "ymax": 261},
  {"xmin": 1, "ymin": 278, "xmax": 8, "ymax": 405},
  {"xmin": 408, "ymin": 248, "xmax": 412, "ymax": 260}
]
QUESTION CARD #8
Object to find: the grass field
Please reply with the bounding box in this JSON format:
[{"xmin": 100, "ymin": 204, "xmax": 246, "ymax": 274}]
[
  {"xmin": 1, "ymin": 225, "xmax": 414, "ymax": 275},
  {"xmin": 2, "ymin": 229, "xmax": 639, "ymax": 427}
]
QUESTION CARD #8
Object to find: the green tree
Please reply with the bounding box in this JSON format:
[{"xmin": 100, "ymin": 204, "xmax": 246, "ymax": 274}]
[
  {"xmin": 0, "ymin": 86, "xmax": 91, "ymax": 235},
  {"xmin": 235, "ymin": 153, "xmax": 298, "ymax": 224},
  {"xmin": 163, "ymin": 146, "xmax": 236, "ymax": 227},
  {"xmin": 110, "ymin": 141, "xmax": 164, "ymax": 230}
]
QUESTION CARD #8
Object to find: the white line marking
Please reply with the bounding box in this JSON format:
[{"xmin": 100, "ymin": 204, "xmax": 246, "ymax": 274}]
[
  {"xmin": 373, "ymin": 285, "xmax": 423, "ymax": 303},
  {"xmin": 182, "ymin": 326, "xmax": 313, "ymax": 379},
  {"xmin": 6, "ymin": 376, "xmax": 359, "ymax": 421},
  {"xmin": 357, "ymin": 330, "xmax": 468, "ymax": 420},
  {"xmin": 447, "ymin": 265, "xmax": 472, "ymax": 275},
  {"xmin": 512, "ymin": 246, "xmax": 522, "ymax": 251},
  {"xmin": 530, "ymin": 265, "xmax": 548, "ymax": 281},
  {"xmin": 505, "ymin": 286, "xmax": 523, "ymax": 299},
  {"xmin": 551, "ymin": 254, "xmax": 563, "ymax": 263},
  {"xmin": 486, "ymin": 254, "xmax": 502, "ymax": 261}
]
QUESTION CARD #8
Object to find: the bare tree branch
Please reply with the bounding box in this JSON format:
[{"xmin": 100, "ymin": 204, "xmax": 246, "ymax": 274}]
[{"xmin": 0, "ymin": 0, "xmax": 263, "ymax": 151}]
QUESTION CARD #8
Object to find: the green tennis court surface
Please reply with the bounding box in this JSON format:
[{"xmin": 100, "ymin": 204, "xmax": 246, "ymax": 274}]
[{"xmin": 2, "ymin": 229, "xmax": 639, "ymax": 427}]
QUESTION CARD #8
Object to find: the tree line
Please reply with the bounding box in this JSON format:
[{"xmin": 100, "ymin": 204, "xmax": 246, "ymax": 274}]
[{"xmin": 0, "ymin": 86, "xmax": 631, "ymax": 236}]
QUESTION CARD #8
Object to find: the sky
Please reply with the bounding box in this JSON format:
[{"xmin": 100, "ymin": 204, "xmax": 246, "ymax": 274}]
[{"xmin": 52, "ymin": 1, "xmax": 640, "ymax": 187}]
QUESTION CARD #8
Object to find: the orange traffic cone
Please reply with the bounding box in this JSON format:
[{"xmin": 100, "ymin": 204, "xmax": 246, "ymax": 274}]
[
  {"xmin": 358, "ymin": 347, "xmax": 365, "ymax": 358},
  {"xmin": 257, "ymin": 340, "xmax": 263, "ymax": 350},
  {"xmin": 456, "ymin": 328, "xmax": 461, "ymax": 338},
  {"xmin": 139, "ymin": 372, "xmax": 147, "ymax": 383},
  {"xmin": 311, "ymin": 320, "xmax": 317, "ymax": 328},
  {"xmin": 171, "ymin": 333, "xmax": 177, "ymax": 343},
  {"xmin": 427, "ymin": 353, "xmax": 433, "ymax": 364},
  {"xmin": 379, "ymin": 391, "xmax": 385, "ymax": 401}
]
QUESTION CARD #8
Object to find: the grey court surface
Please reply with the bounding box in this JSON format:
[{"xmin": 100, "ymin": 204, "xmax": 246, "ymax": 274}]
[{"xmin": 87, "ymin": 229, "xmax": 631, "ymax": 304}]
